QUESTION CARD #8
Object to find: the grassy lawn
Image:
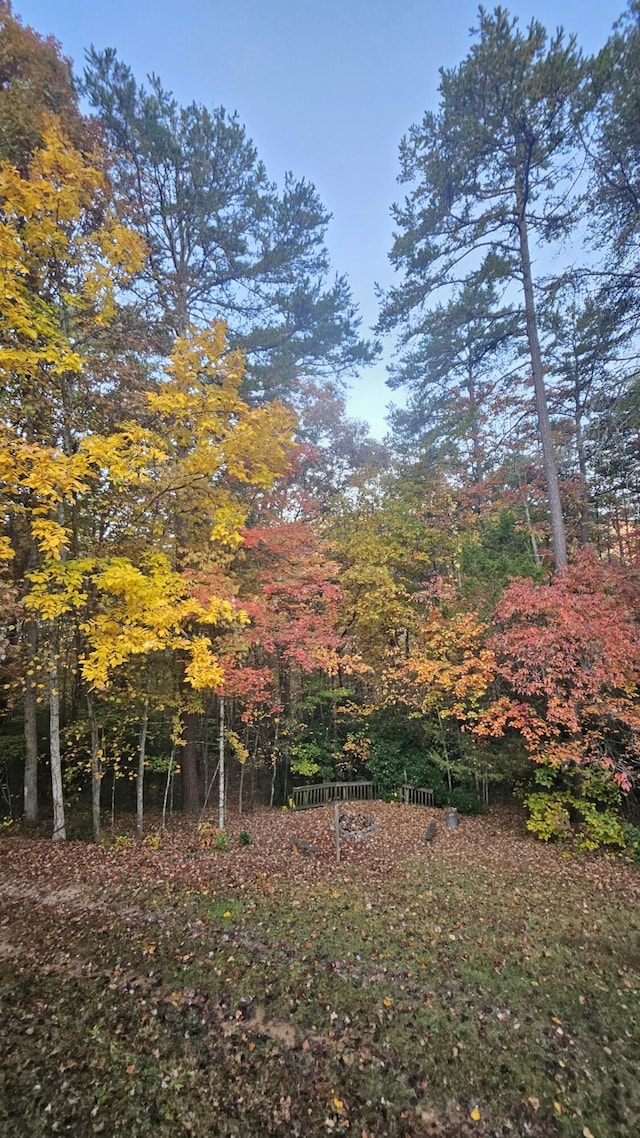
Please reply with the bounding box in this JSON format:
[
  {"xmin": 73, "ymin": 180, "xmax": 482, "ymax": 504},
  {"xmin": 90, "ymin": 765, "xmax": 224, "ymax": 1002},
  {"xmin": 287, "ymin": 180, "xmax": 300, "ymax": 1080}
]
[{"xmin": 0, "ymin": 806, "xmax": 638, "ymax": 1136}]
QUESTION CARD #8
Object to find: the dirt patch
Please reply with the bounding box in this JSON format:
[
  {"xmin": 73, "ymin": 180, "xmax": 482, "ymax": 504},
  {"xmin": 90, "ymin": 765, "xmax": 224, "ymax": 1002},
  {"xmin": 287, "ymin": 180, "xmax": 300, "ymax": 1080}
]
[{"xmin": 245, "ymin": 1004, "xmax": 297, "ymax": 1049}]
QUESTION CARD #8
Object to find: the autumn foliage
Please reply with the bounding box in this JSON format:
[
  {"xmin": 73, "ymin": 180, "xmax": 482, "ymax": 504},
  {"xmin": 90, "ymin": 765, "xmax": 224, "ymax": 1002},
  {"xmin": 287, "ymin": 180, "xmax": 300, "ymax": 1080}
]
[
  {"xmin": 482, "ymin": 554, "xmax": 640, "ymax": 787},
  {"xmin": 2, "ymin": 4, "xmax": 640, "ymax": 854}
]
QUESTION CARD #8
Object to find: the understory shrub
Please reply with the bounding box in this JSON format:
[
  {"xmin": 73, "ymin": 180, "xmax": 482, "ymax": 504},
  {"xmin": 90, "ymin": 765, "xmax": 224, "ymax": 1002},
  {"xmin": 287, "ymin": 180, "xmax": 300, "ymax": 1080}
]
[
  {"xmin": 447, "ymin": 786, "xmax": 481, "ymax": 815},
  {"xmin": 525, "ymin": 764, "xmax": 630, "ymax": 851},
  {"xmin": 364, "ymin": 708, "xmax": 448, "ymax": 795},
  {"xmin": 622, "ymin": 823, "xmax": 640, "ymax": 863}
]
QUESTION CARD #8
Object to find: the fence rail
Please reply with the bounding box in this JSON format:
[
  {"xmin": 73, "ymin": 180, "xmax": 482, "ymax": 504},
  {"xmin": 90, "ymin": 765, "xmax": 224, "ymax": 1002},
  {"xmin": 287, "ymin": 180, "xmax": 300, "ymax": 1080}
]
[
  {"xmin": 398, "ymin": 783, "xmax": 434, "ymax": 807},
  {"xmin": 291, "ymin": 781, "xmax": 383, "ymax": 810},
  {"xmin": 291, "ymin": 781, "xmax": 434, "ymax": 810}
]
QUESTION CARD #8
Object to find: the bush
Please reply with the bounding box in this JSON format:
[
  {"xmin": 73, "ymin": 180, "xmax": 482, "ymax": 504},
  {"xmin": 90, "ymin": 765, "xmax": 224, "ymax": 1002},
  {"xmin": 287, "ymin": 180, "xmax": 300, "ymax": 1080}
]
[
  {"xmin": 622, "ymin": 823, "xmax": 640, "ymax": 863},
  {"xmin": 447, "ymin": 786, "xmax": 481, "ymax": 815},
  {"xmin": 364, "ymin": 708, "xmax": 446, "ymax": 792},
  {"xmin": 526, "ymin": 784, "xmax": 628, "ymax": 850},
  {"xmin": 198, "ymin": 822, "xmax": 231, "ymax": 851},
  {"xmin": 213, "ymin": 830, "xmax": 230, "ymax": 853},
  {"xmin": 238, "ymin": 829, "xmax": 251, "ymax": 846},
  {"xmin": 113, "ymin": 833, "xmax": 134, "ymax": 849},
  {"xmin": 526, "ymin": 791, "xmax": 573, "ymax": 842},
  {"xmin": 576, "ymin": 800, "xmax": 625, "ymax": 851}
]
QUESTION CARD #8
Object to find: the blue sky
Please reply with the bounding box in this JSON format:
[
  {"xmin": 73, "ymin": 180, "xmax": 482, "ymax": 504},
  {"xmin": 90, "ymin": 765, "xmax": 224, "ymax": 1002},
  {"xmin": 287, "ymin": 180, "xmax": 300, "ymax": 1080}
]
[{"xmin": 16, "ymin": 0, "xmax": 622, "ymax": 435}]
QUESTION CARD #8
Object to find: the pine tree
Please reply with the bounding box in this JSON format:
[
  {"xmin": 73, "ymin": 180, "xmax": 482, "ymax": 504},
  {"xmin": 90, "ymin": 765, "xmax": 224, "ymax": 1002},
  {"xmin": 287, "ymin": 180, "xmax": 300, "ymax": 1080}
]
[
  {"xmin": 379, "ymin": 6, "xmax": 588, "ymax": 570},
  {"xmin": 82, "ymin": 49, "xmax": 375, "ymax": 394}
]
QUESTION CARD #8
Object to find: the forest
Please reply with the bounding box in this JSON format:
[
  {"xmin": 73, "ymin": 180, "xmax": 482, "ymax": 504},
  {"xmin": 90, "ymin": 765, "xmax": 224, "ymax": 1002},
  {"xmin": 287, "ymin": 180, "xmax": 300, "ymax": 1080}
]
[
  {"xmin": 2, "ymin": 0, "xmax": 640, "ymax": 860},
  {"xmin": 3, "ymin": 4, "xmax": 640, "ymax": 1137}
]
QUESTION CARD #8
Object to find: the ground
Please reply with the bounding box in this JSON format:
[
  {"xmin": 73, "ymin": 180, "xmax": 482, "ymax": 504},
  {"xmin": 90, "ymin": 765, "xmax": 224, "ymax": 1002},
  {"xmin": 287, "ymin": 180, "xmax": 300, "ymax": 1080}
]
[{"xmin": 1, "ymin": 803, "xmax": 639, "ymax": 1137}]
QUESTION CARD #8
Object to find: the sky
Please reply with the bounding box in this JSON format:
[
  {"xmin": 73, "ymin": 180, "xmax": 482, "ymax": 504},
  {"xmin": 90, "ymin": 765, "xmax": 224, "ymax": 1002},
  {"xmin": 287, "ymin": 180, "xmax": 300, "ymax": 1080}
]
[{"xmin": 15, "ymin": 0, "xmax": 623, "ymax": 436}]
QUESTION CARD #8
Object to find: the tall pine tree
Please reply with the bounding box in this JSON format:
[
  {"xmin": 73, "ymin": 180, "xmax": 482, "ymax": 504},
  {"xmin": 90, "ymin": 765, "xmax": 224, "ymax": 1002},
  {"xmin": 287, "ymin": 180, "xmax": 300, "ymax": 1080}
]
[{"xmin": 379, "ymin": 6, "xmax": 588, "ymax": 569}]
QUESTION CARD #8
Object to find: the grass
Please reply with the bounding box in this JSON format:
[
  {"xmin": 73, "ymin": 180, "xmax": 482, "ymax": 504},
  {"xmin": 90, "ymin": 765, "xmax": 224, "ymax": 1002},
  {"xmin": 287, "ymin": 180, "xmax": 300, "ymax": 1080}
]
[{"xmin": 0, "ymin": 821, "xmax": 639, "ymax": 1136}]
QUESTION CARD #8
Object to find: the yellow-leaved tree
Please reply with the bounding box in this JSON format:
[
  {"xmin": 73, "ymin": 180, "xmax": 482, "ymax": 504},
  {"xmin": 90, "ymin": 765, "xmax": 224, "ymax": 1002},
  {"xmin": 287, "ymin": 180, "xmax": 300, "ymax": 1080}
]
[
  {"xmin": 137, "ymin": 324, "xmax": 297, "ymax": 816},
  {"xmin": 17, "ymin": 326, "xmax": 295, "ymax": 836},
  {"xmin": 0, "ymin": 114, "xmax": 146, "ymax": 835}
]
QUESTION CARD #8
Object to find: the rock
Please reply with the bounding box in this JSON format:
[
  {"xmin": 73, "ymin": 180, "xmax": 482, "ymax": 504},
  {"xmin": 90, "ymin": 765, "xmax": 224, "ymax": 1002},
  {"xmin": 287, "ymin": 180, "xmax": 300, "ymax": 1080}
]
[
  {"xmin": 331, "ymin": 810, "xmax": 379, "ymax": 842},
  {"xmin": 289, "ymin": 837, "xmax": 318, "ymax": 854}
]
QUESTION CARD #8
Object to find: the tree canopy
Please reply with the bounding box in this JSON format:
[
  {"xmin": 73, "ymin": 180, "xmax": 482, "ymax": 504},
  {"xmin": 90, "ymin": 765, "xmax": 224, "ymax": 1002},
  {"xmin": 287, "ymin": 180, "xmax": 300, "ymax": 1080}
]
[{"xmin": 2, "ymin": 3, "xmax": 640, "ymax": 859}]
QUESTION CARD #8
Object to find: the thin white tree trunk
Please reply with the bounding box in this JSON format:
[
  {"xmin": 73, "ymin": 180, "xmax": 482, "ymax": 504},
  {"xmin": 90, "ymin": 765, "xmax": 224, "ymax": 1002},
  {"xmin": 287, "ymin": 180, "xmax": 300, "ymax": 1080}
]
[
  {"xmin": 522, "ymin": 492, "xmax": 541, "ymax": 567},
  {"xmin": 161, "ymin": 746, "xmax": 175, "ymax": 833},
  {"xmin": 49, "ymin": 656, "xmax": 66, "ymax": 841},
  {"xmin": 136, "ymin": 697, "xmax": 149, "ymax": 840},
  {"xmin": 87, "ymin": 691, "xmax": 101, "ymax": 844}
]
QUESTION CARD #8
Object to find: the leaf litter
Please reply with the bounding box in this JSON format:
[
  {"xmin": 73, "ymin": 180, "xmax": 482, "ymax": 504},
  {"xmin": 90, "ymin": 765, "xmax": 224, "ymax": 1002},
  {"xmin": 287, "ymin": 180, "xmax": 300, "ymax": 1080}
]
[{"xmin": 1, "ymin": 803, "xmax": 639, "ymax": 1137}]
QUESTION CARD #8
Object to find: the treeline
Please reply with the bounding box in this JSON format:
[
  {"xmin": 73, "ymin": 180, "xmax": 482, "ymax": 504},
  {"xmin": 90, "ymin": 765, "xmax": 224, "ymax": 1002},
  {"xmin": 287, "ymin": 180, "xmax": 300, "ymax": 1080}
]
[{"xmin": 2, "ymin": 2, "xmax": 640, "ymax": 854}]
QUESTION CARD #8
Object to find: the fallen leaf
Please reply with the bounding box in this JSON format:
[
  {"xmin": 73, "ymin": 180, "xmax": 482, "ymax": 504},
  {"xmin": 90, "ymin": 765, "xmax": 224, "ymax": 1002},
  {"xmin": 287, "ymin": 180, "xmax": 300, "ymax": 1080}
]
[{"xmin": 470, "ymin": 1107, "xmax": 481, "ymax": 1121}]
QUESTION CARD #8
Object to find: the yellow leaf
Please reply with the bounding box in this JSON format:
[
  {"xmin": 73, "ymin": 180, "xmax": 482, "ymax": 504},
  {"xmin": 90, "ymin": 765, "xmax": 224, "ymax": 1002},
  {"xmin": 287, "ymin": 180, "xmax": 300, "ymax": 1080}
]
[
  {"xmin": 470, "ymin": 1107, "xmax": 481, "ymax": 1121},
  {"xmin": 553, "ymin": 1102, "xmax": 564, "ymax": 1114}
]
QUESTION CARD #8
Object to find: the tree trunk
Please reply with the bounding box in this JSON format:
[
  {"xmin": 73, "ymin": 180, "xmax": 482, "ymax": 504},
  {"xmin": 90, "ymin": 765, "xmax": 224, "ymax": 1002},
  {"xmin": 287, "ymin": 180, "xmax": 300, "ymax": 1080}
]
[
  {"xmin": 466, "ymin": 353, "xmax": 484, "ymax": 486},
  {"xmin": 270, "ymin": 719, "xmax": 279, "ymax": 808},
  {"xmin": 49, "ymin": 657, "xmax": 66, "ymax": 841},
  {"xmin": 180, "ymin": 710, "xmax": 201, "ymax": 814},
  {"xmin": 137, "ymin": 697, "xmax": 149, "ymax": 840},
  {"xmin": 162, "ymin": 747, "xmax": 175, "ymax": 832},
  {"xmin": 23, "ymin": 618, "xmax": 39, "ymax": 825},
  {"xmin": 522, "ymin": 492, "xmax": 541, "ymax": 567},
  {"xmin": 218, "ymin": 696, "xmax": 225, "ymax": 830},
  {"xmin": 87, "ymin": 691, "xmax": 101, "ymax": 844},
  {"xmin": 516, "ymin": 203, "xmax": 568, "ymax": 571},
  {"xmin": 574, "ymin": 393, "xmax": 591, "ymax": 547},
  {"xmin": 238, "ymin": 758, "xmax": 245, "ymax": 816}
]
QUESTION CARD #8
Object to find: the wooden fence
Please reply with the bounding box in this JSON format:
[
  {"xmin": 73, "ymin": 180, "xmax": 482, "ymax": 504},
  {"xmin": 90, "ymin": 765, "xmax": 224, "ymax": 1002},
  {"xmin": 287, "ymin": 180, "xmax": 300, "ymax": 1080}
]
[
  {"xmin": 291, "ymin": 781, "xmax": 434, "ymax": 810},
  {"xmin": 398, "ymin": 784, "xmax": 434, "ymax": 807},
  {"xmin": 291, "ymin": 781, "xmax": 383, "ymax": 810}
]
